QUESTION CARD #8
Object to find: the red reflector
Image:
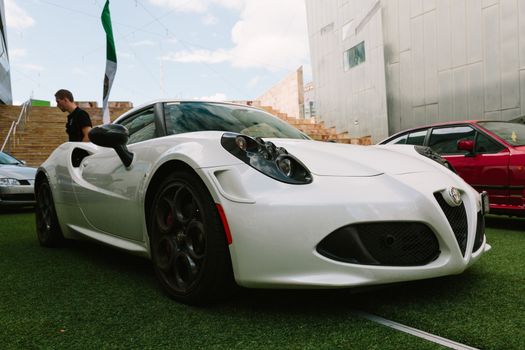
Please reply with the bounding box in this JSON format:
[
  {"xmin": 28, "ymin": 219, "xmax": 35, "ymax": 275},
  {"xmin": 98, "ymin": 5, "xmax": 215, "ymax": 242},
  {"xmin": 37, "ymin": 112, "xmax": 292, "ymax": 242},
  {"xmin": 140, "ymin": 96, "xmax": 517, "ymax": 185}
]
[{"xmin": 216, "ymin": 204, "xmax": 232, "ymax": 245}]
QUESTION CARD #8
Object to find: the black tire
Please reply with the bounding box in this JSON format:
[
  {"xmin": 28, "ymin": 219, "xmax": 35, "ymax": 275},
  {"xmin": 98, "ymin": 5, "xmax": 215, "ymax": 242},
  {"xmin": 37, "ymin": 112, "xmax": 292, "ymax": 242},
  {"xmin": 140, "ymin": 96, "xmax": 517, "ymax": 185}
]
[
  {"xmin": 149, "ymin": 170, "xmax": 234, "ymax": 305},
  {"xmin": 35, "ymin": 178, "xmax": 64, "ymax": 247}
]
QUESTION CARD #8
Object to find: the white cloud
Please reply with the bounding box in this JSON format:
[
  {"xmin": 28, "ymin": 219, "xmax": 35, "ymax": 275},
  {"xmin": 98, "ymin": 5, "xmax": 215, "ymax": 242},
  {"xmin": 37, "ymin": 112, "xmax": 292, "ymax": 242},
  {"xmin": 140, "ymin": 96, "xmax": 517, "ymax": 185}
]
[
  {"xmin": 72, "ymin": 67, "xmax": 89, "ymax": 76},
  {"xmin": 15, "ymin": 63, "xmax": 44, "ymax": 72},
  {"xmin": 161, "ymin": 49, "xmax": 231, "ymax": 64},
  {"xmin": 160, "ymin": 0, "xmax": 309, "ymax": 73},
  {"xmin": 148, "ymin": 0, "xmax": 246, "ymax": 13},
  {"xmin": 202, "ymin": 14, "xmax": 218, "ymax": 26},
  {"xmin": 195, "ymin": 93, "xmax": 228, "ymax": 101},
  {"xmin": 247, "ymin": 75, "xmax": 261, "ymax": 88},
  {"xmin": 9, "ymin": 48, "xmax": 26, "ymax": 59},
  {"xmin": 5, "ymin": 0, "xmax": 35, "ymax": 29},
  {"xmin": 130, "ymin": 40, "xmax": 157, "ymax": 47},
  {"xmin": 211, "ymin": 0, "xmax": 245, "ymax": 11},
  {"xmin": 228, "ymin": 0, "xmax": 309, "ymax": 71},
  {"xmin": 165, "ymin": 37, "xmax": 179, "ymax": 44},
  {"xmin": 118, "ymin": 52, "xmax": 134, "ymax": 59},
  {"xmin": 148, "ymin": 0, "xmax": 207, "ymax": 13}
]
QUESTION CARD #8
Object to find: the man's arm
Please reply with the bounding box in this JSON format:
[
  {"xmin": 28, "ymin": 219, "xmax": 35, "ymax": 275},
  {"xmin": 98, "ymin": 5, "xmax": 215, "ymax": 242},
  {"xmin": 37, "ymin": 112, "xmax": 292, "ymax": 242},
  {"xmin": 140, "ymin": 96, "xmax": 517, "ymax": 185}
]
[{"xmin": 81, "ymin": 126, "xmax": 92, "ymax": 142}]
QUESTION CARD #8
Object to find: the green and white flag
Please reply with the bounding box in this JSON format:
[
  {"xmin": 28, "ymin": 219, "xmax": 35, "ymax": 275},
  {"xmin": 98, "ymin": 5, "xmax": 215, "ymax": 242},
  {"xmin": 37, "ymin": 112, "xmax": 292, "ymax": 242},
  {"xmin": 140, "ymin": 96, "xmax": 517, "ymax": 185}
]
[{"xmin": 101, "ymin": 0, "xmax": 117, "ymax": 124}]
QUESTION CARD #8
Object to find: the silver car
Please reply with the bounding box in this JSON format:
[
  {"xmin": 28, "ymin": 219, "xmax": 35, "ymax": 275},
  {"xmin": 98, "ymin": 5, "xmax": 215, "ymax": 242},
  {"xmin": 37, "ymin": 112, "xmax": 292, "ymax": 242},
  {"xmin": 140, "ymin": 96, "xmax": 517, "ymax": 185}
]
[{"xmin": 0, "ymin": 152, "xmax": 37, "ymax": 207}]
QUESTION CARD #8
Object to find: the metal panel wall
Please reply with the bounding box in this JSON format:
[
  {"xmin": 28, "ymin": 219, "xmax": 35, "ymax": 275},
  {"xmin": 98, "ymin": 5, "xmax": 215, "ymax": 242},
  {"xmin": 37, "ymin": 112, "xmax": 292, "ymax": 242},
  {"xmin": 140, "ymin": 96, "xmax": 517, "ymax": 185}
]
[
  {"xmin": 306, "ymin": 0, "xmax": 525, "ymax": 139},
  {"xmin": 305, "ymin": 0, "xmax": 388, "ymax": 142}
]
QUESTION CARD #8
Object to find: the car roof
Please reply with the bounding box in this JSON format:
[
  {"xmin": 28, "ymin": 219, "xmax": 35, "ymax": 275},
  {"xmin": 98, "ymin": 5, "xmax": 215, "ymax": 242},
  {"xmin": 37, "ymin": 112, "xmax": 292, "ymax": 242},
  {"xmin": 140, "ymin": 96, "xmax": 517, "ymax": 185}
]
[
  {"xmin": 384, "ymin": 120, "xmax": 515, "ymax": 139},
  {"xmin": 381, "ymin": 119, "xmax": 525, "ymax": 146},
  {"xmin": 114, "ymin": 99, "xmax": 264, "ymax": 123}
]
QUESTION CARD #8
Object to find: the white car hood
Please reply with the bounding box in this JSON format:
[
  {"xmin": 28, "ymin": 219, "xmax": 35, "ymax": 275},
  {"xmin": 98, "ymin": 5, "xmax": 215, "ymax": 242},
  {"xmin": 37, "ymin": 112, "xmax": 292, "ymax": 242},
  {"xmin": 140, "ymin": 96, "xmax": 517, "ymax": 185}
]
[
  {"xmin": 270, "ymin": 140, "xmax": 438, "ymax": 177},
  {"xmin": 0, "ymin": 164, "xmax": 37, "ymax": 180}
]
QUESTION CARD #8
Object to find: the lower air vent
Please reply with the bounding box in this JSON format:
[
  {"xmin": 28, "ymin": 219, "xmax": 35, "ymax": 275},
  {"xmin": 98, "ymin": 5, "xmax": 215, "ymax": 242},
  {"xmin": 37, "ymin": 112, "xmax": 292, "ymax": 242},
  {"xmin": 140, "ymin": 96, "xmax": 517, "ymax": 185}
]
[
  {"xmin": 473, "ymin": 211, "xmax": 485, "ymax": 252},
  {"xmin": 317, "ymin": 222, "xmax": 440, "ymax": 266},
  {"xmin": 434, "ymin": 192, "xmax": 468, "ymax": 256}
]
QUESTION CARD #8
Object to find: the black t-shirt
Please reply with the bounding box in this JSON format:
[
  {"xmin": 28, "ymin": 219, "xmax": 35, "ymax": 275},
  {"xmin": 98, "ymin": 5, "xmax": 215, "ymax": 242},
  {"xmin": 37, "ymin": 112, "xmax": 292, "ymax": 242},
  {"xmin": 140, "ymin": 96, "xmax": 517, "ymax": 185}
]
[{"xmin": 66, "ymin": 107, "xmax": 92, "ymax": 141}]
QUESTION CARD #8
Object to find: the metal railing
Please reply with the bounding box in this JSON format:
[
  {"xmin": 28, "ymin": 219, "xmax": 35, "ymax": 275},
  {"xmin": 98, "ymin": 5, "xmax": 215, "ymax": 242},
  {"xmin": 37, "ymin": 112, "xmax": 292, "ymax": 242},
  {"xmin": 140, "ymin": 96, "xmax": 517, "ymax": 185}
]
[{"xmin": 1, "ymin": 98, "xmax": 32, "ymax": 154}]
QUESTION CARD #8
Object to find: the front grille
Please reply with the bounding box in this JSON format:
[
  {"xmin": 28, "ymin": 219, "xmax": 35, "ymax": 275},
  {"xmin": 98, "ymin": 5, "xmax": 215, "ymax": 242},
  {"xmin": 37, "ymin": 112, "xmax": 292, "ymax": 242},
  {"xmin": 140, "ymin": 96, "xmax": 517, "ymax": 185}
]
[
  {"xmin": 434, "ymin": 192, "xmax": 468, "ymax": 256},
  {"xmin": 473, "ymin": 211, "xmax": 485, "ymax": 252},
  {"xmin": 317, "ymin": 222, "xmax": 440, "ymax": 266}
]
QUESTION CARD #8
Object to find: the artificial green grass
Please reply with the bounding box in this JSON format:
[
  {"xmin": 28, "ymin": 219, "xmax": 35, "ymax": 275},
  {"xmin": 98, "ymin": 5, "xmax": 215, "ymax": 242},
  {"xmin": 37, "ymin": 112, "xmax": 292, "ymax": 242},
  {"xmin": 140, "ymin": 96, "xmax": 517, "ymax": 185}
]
[{"xmin": 1, "ymin": 211, "xmax": 523, "ymax": 349}]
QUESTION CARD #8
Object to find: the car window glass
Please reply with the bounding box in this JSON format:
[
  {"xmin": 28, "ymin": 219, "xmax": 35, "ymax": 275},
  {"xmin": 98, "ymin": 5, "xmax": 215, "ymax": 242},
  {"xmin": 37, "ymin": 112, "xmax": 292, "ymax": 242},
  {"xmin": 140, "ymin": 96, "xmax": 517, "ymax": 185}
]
[
  {"xmin": 0, "ymin": 152, "xmax": 20, "ymax": 165},
  {"xmin": 406, "ymin": 130, "xmax": 427, "ymax": 145},
  {"xmin": 475, "ymin": 132, "xmax": 505, "ymax": 154},
  {"xmin": 429, "ymin": 126, "xmax": 475, "ymax": 155},
  {"xmin": 163, "ymin": 102, "xmax": 309, "ymax": 139},
  {"xmin": 118, "ymin": 108, "xmax": 156, "ymax": 144},
  {"xmin": 387, "ymin": 134, "xmax": 408, "ymax": 144},
  {"xmin": 477, "ymin": 121, "xmax": 525, "ymax": 146}
]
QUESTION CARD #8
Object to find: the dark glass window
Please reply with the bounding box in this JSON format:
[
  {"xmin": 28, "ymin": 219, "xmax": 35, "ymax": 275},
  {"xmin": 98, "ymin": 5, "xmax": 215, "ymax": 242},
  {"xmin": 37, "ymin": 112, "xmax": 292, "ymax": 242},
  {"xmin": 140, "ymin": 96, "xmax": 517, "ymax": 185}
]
[
  {"xmin": 406, "ymin": 130, "xmax": 427, "ymax": 146},
  {"xmin": 0, "ymin": 152, "xmax": 21, "ymax": 165},
  {"xmin": 475, "ymin": 132, "xmax": 505, "ymax": 154},
  {"xmin": 343, "ymin": 41, "xmax": 366, "ymax": 71},
  {"xmin": 477, "ymin": 121, "xmax": 525, "ymax": 146},
  {"xmin": 118, "ymin": 108, "xmax": 157, "ymax": 144},
  {"xmin": 388, "ymin": 134, "xmax": 408, "ymax": 144},
  {"xmin": 429, "ymin": 126, "xmax": 475, "ymax": 155},
  {"xmin": 163, "ymin": 102, "xmax": 309, "ymax": 139}
]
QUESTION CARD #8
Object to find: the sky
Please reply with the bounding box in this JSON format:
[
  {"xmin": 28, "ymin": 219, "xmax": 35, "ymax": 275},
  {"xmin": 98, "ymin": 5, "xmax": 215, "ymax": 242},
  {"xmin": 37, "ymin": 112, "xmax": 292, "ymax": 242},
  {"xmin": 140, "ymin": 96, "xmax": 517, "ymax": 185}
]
[{"xmin": 4, "ymin": 0, "xmax": 312, "ymax": 106}]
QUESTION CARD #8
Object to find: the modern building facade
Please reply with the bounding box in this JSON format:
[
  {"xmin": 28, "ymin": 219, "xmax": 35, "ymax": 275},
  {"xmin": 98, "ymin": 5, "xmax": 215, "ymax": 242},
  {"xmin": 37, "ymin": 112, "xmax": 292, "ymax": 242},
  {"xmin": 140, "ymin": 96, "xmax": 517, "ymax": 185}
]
[
  {"xmin": 303, "ymin": 81, "xmax": 317, "ymax": 119},
  {"xmin": 0, "ymin": 0, "xmax": 12, "ymax": 105},
  {"xmin": 305, "ymin": 0, "xmax": 525, "ymax": 142}
]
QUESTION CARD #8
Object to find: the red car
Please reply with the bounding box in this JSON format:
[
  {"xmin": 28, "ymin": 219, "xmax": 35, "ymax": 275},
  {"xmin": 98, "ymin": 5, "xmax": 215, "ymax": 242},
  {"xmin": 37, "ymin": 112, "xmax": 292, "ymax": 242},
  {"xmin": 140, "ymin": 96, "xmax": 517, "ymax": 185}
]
[{"xmin": 380, "ymin": 121, "xmax": 525, "ymax": 216}]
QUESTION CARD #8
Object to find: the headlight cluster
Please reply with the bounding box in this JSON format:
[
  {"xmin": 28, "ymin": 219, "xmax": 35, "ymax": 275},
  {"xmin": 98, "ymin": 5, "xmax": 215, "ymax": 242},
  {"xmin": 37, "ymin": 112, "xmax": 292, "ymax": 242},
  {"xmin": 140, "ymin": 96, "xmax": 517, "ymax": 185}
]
[
  {"xmin": 221, "ymin": 133, "xmax": 313, "ymax": 184},
  {"xmin": 0, "ymin": 178, "xmax": 21, "ymax": 186},
  {"xmin": 414, "ymin": 146, "xmax": 456, "ymax": 173}
]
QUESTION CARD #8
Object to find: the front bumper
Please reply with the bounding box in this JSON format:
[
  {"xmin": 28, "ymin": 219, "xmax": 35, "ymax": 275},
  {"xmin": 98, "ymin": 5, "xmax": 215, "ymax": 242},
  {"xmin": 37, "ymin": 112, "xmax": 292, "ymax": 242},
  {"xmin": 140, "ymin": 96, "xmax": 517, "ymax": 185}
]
[
  {"xmin": 202, "ymin": 166, "xmax": 489, "ymax": 289},
  {"xmin": 0, "ymin": 184, "xmax": 36, "ymax": 207}
]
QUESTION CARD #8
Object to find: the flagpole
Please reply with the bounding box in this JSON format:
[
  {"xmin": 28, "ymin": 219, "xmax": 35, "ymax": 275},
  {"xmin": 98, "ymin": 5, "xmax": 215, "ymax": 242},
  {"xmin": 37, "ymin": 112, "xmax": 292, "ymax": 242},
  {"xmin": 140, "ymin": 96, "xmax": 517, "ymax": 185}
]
[{"xmin": 101, "ymin": 0, "xmax": 117, "ymax": 124}]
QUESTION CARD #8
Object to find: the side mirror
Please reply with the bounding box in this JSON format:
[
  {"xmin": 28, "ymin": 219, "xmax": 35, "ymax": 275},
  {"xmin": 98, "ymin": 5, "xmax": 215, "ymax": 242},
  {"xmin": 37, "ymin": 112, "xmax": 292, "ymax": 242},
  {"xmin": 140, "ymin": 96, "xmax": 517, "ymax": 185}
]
[
  {"xmin": 457, "ymin": 139, "xmax": 474, "ymax": 155},
  {"xmin": 89, "ymin": 124, "xmax": 134, "ymax": 167}
]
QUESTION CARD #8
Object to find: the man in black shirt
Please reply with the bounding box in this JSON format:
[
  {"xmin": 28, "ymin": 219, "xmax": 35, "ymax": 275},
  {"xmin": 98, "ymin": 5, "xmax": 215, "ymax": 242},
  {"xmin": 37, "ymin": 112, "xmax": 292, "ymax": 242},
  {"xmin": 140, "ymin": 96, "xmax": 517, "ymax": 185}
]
[{"xmin": 55, "ymin": 89, "xmax": 92, "ymax": 142}]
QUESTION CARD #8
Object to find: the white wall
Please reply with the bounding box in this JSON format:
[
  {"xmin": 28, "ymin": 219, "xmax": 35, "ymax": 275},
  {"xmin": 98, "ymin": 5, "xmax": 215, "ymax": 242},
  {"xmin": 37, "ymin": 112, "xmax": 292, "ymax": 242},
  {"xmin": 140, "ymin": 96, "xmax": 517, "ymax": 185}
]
[
  {"xmin": 306, "ymin": 0, "xmax": 525, "ymax": 138},
  {"xmin": 306, "ymin": 0, "xmax": 389, "ymax": 142}
]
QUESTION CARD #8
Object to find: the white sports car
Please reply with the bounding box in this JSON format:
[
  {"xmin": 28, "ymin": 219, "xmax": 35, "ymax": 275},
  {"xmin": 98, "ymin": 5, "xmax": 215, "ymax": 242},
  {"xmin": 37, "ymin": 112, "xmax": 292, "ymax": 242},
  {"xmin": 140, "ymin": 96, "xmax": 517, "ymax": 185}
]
[{"xmin": 35, "ymin": 101, "xmax": 491, "ymax": 304}]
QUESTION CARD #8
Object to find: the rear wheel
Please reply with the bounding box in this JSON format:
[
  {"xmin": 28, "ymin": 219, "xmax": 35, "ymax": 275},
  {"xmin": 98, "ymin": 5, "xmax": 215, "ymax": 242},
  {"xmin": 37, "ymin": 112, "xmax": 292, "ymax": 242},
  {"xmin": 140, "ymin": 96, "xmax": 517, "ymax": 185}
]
[
  {"xmin": 35, "ymin": 179, "xmax": 64, "ymax": 247},
  {"xmin": 149, "ymin": 171, "xmax": 234, "ymax": 305}
]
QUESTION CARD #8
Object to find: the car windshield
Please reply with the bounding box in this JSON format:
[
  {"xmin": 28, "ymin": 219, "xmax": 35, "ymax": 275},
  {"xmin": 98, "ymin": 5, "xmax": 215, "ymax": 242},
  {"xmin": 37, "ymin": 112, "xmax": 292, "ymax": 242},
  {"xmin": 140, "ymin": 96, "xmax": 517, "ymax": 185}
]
[
  {"xmin": 477, "ymin": 121, "xmax": 525, "ymax": 146},
  {"xmin": 0, "ymin": 152, "xmax": 21, "ymax": 165},
  {"xmin": 164, "ymin": 102, "xmax": 310, "ymax": 140}
]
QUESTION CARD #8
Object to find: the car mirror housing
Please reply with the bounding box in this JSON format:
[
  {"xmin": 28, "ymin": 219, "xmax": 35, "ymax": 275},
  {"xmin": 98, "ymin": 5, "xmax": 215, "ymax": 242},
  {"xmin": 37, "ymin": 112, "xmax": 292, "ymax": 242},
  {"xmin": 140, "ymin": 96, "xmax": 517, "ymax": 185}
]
[
  {"xmin": 89, "ymin": 124, "xmax": 134, "ymax": 167},
  {"xmin": 457, "ymin": 139, "xmax": 474, "ymax": 154}
]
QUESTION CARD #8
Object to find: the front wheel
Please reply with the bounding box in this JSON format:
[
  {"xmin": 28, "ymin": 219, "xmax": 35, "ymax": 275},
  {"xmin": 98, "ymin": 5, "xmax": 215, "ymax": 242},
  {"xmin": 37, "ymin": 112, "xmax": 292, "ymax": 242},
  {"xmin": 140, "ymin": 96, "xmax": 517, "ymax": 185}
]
[
  {"xmin": 149, "ymin": 171, "xmax": 234, "ymax": 305},
  {"xmin": 35, "ymin": 178, "xmax": 64, "ymax": 247}
]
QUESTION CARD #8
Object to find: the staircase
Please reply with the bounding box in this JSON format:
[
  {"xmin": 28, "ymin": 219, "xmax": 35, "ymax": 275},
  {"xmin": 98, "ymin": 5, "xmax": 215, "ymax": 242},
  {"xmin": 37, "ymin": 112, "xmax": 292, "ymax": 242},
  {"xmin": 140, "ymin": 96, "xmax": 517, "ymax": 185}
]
[
  {"xmin": 0, "ymin": 105, "xmax": 130, "ymax": 167},
  {"xmin": 258, "ymin": 105, "xmax": 371, "ymax": 145}
]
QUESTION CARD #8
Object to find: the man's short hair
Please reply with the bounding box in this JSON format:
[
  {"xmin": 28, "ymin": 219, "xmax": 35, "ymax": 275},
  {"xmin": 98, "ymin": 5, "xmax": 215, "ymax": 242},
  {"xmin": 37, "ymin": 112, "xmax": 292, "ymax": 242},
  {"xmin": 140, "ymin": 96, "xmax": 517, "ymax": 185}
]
[{"xmin": 55, "ymin": 89, "xmax": 74, "ymax": 102}]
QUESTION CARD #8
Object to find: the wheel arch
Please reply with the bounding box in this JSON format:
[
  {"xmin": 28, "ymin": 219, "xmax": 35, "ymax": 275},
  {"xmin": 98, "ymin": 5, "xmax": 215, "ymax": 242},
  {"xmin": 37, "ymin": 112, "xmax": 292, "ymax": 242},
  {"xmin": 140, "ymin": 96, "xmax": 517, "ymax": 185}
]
[{"xmin": 35, "ymin": 169, "xmax": 49, "ymax": 189}]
